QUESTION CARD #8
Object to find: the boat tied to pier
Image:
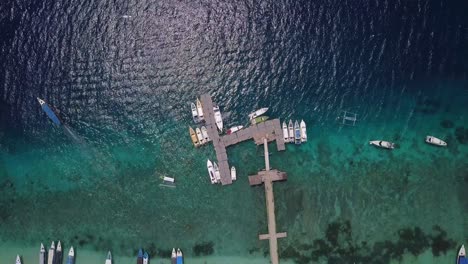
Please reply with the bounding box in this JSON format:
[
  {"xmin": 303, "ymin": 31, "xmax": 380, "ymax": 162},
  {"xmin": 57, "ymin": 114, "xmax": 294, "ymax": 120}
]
[
  {"xmin": 176, "ymin": 248, "xmax": 183, "ymax": 264},
  {"xmin": 137, "ymin": 249, "xmax": 143, "ymax": 264},
  {"xmin": 67, "ymin": 247, "xmax": 75, "ymax": 264},
  {"xmin": 143, "ymin": 252, "xmax": 149, "ymax": 264},
  {"xmin": 196, "ymin": 127, "xmax": 204, "ymax": 144},
  {"xmin": 196, "ymin": 98, "xmax": 204, "ymax": 120},
  {"xmin": 213, "ymin": 106, "xmax": 223, "ymax": 131},
  {"xmin": 105, "ymin": 251, "xmax": 112, "ymax": 264},
  {"xmin": 300, "ymin": 120, "xmax": 307, "ymax": 142},
  {"xmin": 288, "ymin": 120, "xmax": 294, "ymax": 142},
  {"xmin": 251, "ymin": 116, "xmax": 269, "ymax": 125},
  {"xmin": 282, "ymin": 121, "xmax": 289, "ymax": 142},
  {"xmin": 248, "ymin": 108, "xmax": 268, "ymax": 120},
  {"xmin": 16, "ymin": 255, "xmax": 21, "ymax": 264},
  {"xmin": 191, "ymin": 103, "xmax": 199, "ymax": 122},
  {"xmin": 48, "ymin": 241, "xmax": 55, "ymax": 264},
  {"xmin": 207, "ymin": 160, "xmax": 217, "ymax": 184},
  {"xmin": 171, "ymin": 248, "xmax": 177, "ymax": 264},
  {"xmin": 201, "ymin": 126, "xmax": 210, "ymax": 142},
  {"xmin": 294, "ymin": 121, "xmax": 301, "ymax": 145},
  {"xmin": 369, "ymin": 140, "xmax": 395, "ymax": 149},
  {"xmin": 40, "ymin": 243, "xmax": 46, "ymax": 264},
  {"xmin": 226, "ymin": 125, "xmax": 243, "ymax": 134},
  {"xmin": 213, "ymin": 162, "xmax": 221, "ymax": 182},
  {"xmin": 458, "ymin": 245, "xmax": 466, "ymax": 264}
]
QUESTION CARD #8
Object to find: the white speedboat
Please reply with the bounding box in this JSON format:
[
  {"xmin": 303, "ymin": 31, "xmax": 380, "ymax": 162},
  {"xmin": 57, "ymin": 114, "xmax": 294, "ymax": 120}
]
[
  {"xmin": 171, "ymin": 248, "xmax": 177, "ymax": 264},
  {"xmin": 201, "ymin": 126, "xmax": 210, "ymax": 142},
  {"xmin": 294, "ymin": 121, "xmax": 302, "ymax": 145},
  {"xmin": 282, "ymin": 121, "xmax": 289, "ymax": 143},
  {"xmin": 248, "ymin": 108, "xmax": 268, "ymax": 120},
  {"xmin": 425, "ymin": 136, "xmax": 447, "ymax": 147},
  {"xmin": 189, "ymin": 127, "xmax": 199, "ymax": 147},
  {"xmin": 48, "ymin": 241, "xmax": 55, "ymax": 264},
  {"xmin": 213, "ymin": 162, "xmax": 221, "ymax": 182},
  {"xmin": 206, "ymin": 160, "xmax": 216, "ymax": 184},
  {"xmin": 288, "ymin": 120, "xmax": 294, "ymax": 142},
  {"xmin": 105, "ymin": 251, "xmax": 112, "ymax": 264},
  {"xmin": 191, "ymin": 103, "xmax": 199, "ymax": 122},
  {"xmin": 40, "ymin": 243, "xmax": 46, "ymax": 264},
  {"xmin": 231, "ymin": 166, "xmax": 236, "ymax": 181},
  {"xmin": 369, "ymin": 140, "xmax": 395, "ymax": 149},
  {"xmin": 458, "ymin": 245, "xmax": 466, "ymax": 264},
  {"xmin": 226, "ymin": 126, "xmax": 243, "ymax": 134},
  {"xmin": 196, "ymin": 127, "xmax": 204, "ymax": 144},
  {"xmin": 16, "ymin": 255, "xmax": 21, "ymax": 264},
  {"xmin": 196, "ymin": 98, "xmax": 204, "ymax": 120},
  {"xmin": 300, "ymin": 120, "xmax": 307, "ymax": 142},
  {"xmin": 213, "ymin": 106, "xmax": 223, "ymax": 131}
]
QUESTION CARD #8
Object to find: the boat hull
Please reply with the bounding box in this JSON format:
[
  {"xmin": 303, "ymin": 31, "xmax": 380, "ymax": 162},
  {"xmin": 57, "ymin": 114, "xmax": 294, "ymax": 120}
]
[
  {"xmin": 231, "ymin": 166, "xmax": 236, "ymax": 181},
  {"xmin": 369, "ymin": 140, "xmax": 394, "ymax": 149},
  {"xmin": 300, "ymin": 120, "xmax": 307, "ymax": 142},
  {"xmin": 207, "ymin": 160, "xmax": 216, "ymax": 184},
  {"xmin": 282, "ymin": 122, "xmax": 289, "ymax": 143},
  {"xmin": 38, "ymin": 99, "xmax": 61, "ymax": 126},
  {"xmin": 248, "ymin": 108, "xmax": 268, "ymax": 120},
  {"xmin": 425, "ymin": 136, "xmax": 447, "ymax": 147}
]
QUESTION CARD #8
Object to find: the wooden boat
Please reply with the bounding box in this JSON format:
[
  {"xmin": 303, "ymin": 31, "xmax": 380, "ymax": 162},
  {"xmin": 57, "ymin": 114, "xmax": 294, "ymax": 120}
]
[
  {"xmin": 369, "ymin": 140, "xmax": 395, "ymax": 149},
  {"xmin": 425, "ymin": 136, "xmax": 447, "ymax": 147},
  {"xmin": 47, "ymin": 241, "xmax": 55, "ymax": 264},
  {"xmin": 226, "ymin": 126, "xmax": 243, "ymax": 134},
  {"xmin": 231, "ymin": 166, "xmax": 236, "ymax": 181},
  {"xmin": 176, "ymin": 249, "xmax": 183, "ymax": 264},
  {"xmin": 251, "ymin": 116, "xmax": 269, "ymax": 125},
  {"xmin": 171, "ymin": 248, "xmax": 177, "ymax": 264},
  {"xmin": 137, "ymin": 249, "xmax": 143, "ymax": 264},
  {"xmin": 248, "ymin": 108, "xmax": 268, "ymax": 120},
  {"xmin": 189, "ymin": 127, "xmax": 199, "ymax": 147},
  {"xmin": 105, "ymin": 251, "xmax": 112, "ymax": 264},
  {"xmin": 196, "ymin": 98, "xmax": 204, "ymax": 119},
  {"xmin": 300, "ymin": 120, "xmax": 307, "ymax": 142},
  {"xmin": 40, "ymin": 243, "xmax": 46, "ymax": 264},
  {"xmin": 67, "ymin": 247, "xmax": 75, "ymax": 264},
  {"xmin": 201, "ymin": 126, "xmax": 210, "ymax": 142},
  {"xmin": 213, "ymin": 162, "xmax": 221, "ymax": 182},
  {"xmin": 207, "ymin": 160, "xmax": 216, "ymax": 184},
  {"xmin": 191, "ymin": 103, "xmax": 199, "ymax": 122},
  {"xmin": 288, "ymin": 120, "xmax": 294, "ymax": 142},
  {"xmin": 294, "ymin": 120, "xmax": 302, "ymax": 145},
  {"xmin": 282, "ymin": 121, "xmax": 289, "ymax": 143},
  {"xmin": 196, "ymin": 127, "xmax": 204, "ymax": 144},
  {"xmin": 458, "ymin": 245, "xmax": 467, "ymax": 264}
]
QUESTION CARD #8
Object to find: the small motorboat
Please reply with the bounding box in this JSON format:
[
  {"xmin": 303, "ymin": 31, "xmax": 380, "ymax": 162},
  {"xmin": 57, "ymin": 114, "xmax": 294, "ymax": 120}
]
[
  {"xmin": 137, "ymin": 249, "xmax": 143, "ymax": 264},
  {"xmin": 458, "ymin": 245, "xmax": 467, "ymax": 264},
  {"xmin": 176, "ymin": 248, "xmax": 183, "ymax": 264},
  {"xmin": 294, "ymin": 120, "xmax": 301, "ymax": 145},
  {"xmin": 67, "ymin": 247, "xmax": 75, "ymax": 264},
  {"xmin": 248, "ymin": 108, "xmax": 268, "ymax": 120},
  {"xmin": 213, "ymin": 162, "xmax": 221, "ymax": 182},
  {"xmin": 369, "ymin": 140, "xmax": 395, "ymax": 149},
  {"xmin": 201, "ymin": 126, "xmax": 210, "ymax": 142},
  {"xmin": 282, "ymin": 121, "xmax": 289, "ymax": 143},
  {"xmin": 191, "ymin": 103, "xmax": 199, "ymax": 122},
  {"xmin": 105, "ymin": 251, "xmax": 112, "ymax": 264},
  {"xmin": 251, "ymin": 116, "xmax": 269, "ymax": 125},
  {"xmin": 40, "ymin": 243, "xmax": 46, "ymax": 264},
  {"xmin": 226, "ymin": 126, "xmax": 243, "ymax": 135},
  {"xmin": 196, "ymin": 98, "xmax": 204, "ymax": 120},
  {"xmin": 231, "ymin": 166, "xmax": 236, "ymax": 181},
  {"xmin": 213, "ymin": 106, "xmax": 223, "ymax": 131},
  {"xmin": 288, "ymin": 120, "xmax": 294, "ymax": 142},
  {"xmin": 143, "ymin": 252, "xmax": 149, "ymax": 264},
  {"xmin": 56, "ymin": 241, "xmax": 63, "ymax": 264},
  {"xmin": 207, "ymin": 160, "xmax": 216, "ymax": 184},
  {"xmin": 196, "ymin": 127, "xmax": 204, "ymax": 144},
  {"xmin": 37, "ymin": 97, "xmax": 62, "ymax": 126},
  {"xmin": 171, "ymin": 248, "xmax": 177, "ymax": 264},
  {"xmin": 189, "ymin": 127, "xmax": 199, "ymax": 147},
  {"xmin": 300, "ymin": 120, "xmax": 307, "ymax": 142},
  {"xmin": 48, "ymin": 241, "xmax": 55, "ymax": 264},
  {"xmin": 425, "ymin": 136, "xmax": 447, "ymax": 147},
  {"xmin": 159, "ymin": 175, "xmax": 176, "ymax": 188},
  {"xmin": 16, "ymin": 255, "xmax": 21, "ymax": 264}
]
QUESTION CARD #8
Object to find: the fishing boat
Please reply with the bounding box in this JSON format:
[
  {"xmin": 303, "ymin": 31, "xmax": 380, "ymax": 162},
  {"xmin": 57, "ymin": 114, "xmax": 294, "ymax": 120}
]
[
  {"xmin": 189, "ymin": 127, "xmax": 199, "ymax": 147},
  {"xmin": 458, "ymin": 245, "xmax": 467, "ymax": 264},
  {"xmin": 56, "ymin": 241, "xmax": 63, "ymax": 264},
  {"xmin": 300, "ymin": 120, "xmax": 307, "ymax": 142},
  {"xmin": 288, "ymin": 120, "xmax": 294, "ymax": 142},
  {"xmin": 40, "ymin": 243, "xmax": 46, "ymax": 264},
  {"xmin": 282, "ymin": 121, "xmax": 289, "ymax": 143},
  {"xmin": 213, "ymin": 106, "xmax": 223, "ymax": 131},
  {"xmin": 213, "ymin": 162, "xmax": 221, "ymax": 182},
  {"xmin": 176, "ymin": 248, "xmax": 183, "ymax": 264},
  {"xmin": 201, "ymin": 126, "xmax": 210, "ymax": 142},
  {"xmin": 37, "ymin": 98, "xmax": 61, "ymax": 126},
  {"xmin": 196, "ymin": 98, "xmax": 204, "ymax": 120},
  {"xmin": 207, "ymin": 160, "xmax": 217, "ymax": 184},
  {"xmin": 47, "ymin": 241, "xmax": 55, "ymax": 264},
  {"xmin": 248, "ymin": 108, "xmax": 268, "ymax": 120},
  {"xmin": 143, "ymin": 252, "xmax": 149, "ymax": 264},
  {"xmin": 67, "ymin": 247, "xmax": 74, "ymax": 264},
  {"xmin": 226, "ymin": 125, "xmax": 243, "ymax": 135},
  {"xmin": 425, "ymin": 136, "xmax": 447, "ymax": 147},
  {"xmin": 294, "ymin": 121, "xmax": 301, "ymax": 145},
  {"xmin": 369, "ymin": 140, "xmax": 395, "ymax": 149},
  {"xmin": 231, "ymin": 166, "xmax": 236, "ymax": 181},
  {"xmin": 251, "ymin": 116, "xmax": 269, "ymax": 125},
  {"xmin": 105, "ymin": 251, "xmax": 112, "ymax": 264},
  {"xmin": 171, "ymin": 248, "xmax": 177, "ymax": 264},
  {"xmin": 191, "ymin": 103, "xmax": 199, "ymax": 122},
  {"xmin": 137, "ymin": 249, "xmax": 143, "ymax": 264},
  {"xmin": 16, "ymin": 255, "xmax": 21, "ymax": 264},
  {"xmin": 196, "ymin": 127, "xmax": 204, "ymax": 144}
]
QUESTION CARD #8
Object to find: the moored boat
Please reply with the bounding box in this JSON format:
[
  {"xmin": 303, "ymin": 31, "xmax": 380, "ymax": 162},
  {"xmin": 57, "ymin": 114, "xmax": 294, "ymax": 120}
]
[
  {"xmin": 300, "ymin": 120, "xmax": 307, "ymax": 142},
  {"xmin": 213, "ymin": 162, "xmax": 221, "ymax": 182},
  {"xmin": 171, "ymin": 248, "xmax": 177, "ymax": 264},
  {"xmin": 137, "ymin": 249, "xmax": 143, "ymax": 264},
  {"xmin": 40, "ymin": 243, "xmax": 46, "ymax": 264},
  {"xmin": 282, "ymin": 121, "xmax": 289, "ymax": 143},
  {"xmin": 288, "ymin": 120, "xmax": 294, "ymax": 142},
  {"xmin": 196, "ymin": 127, "xmax": 204, "ymax": 144},
  {"xmin": 425, "ymin": 136, "xmax": 447, "ymax": 147},
  {"xmin": 189, "ymin": 127, "xmax": 199, "ymax": 147},
  {"xmin": 105, "ymin": 251, "xmax": 112, "ymax": 264},
  {"xmin": 196, "ymin": 98, "xmax": 204, "ymax": 120},
  {"xmin": 201, "ymin": 126, "xmax": 210, "ymax": 142},
  {"xmin": 226, "ymin": 125, "xmax": 243, "ymax": 135},
  {"xmin": 67, "ymin": 247, "xmax": 74, "ymax": 264},
  {"xmin": 458, "ymin": 245, "xmax": 467, "ymax": 264},
  {"xmin": 213, "ymin": 106, "xmax": 223, "ymax": 131},
  {"xmin": 143, "ymin": 252, "xmax": 149, "ymax": 264},
  {"xmin": 251, "ymin": 116, "xmax": 269, "ymax": 125},
  {"xmin": 56, "ymin": 241, "xmax": 63, "ymax": 264},
  {"xmin": 176, "ymin": 249, "xmax": 183, "ymax": 264},
  {"xmin": 294, "ymin": 121, "xmax": 301, "ymax": 145},
  {"xmin": 48, "ymin": 241, "xmax": 55, "ymax": 264},
  {"xmin": 16, "ymin": 255, "xmax": 21, "ymax": 264},
  {"xmin": 248, "ymin": 108, "xmax": 268, "ymax": 120},
  {"xmin": 207, "ymin": 160, "xmax": 216, "ymax": 184},
  {"xmin": 231, "ymin": 166, "xmax": 236, "ymax": 181},
  {"xmin": 37, "ymin": 98, "xmax": 62, "ymax": 126},
  {"xmin": 369, "ymin": 140, "xmax": 395, "ymax": 149},
  {"xmin": 191, "ymin": 103, "xmax": 199, "ymax": 122}
]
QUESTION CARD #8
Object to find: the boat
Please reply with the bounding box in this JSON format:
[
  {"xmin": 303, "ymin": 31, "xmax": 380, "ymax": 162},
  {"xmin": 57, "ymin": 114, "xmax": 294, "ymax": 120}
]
[
  {"xmin": 369, "ymin": 140, "xmax": 395, "ymax": 149},
  {"xmin": 458, "ymin": 245, "xmax": 467, "ymax": 264},
  {"xmin": 196, "ymin": 127, "xmax": 204, "ymax": 144},
  {"xmin": 425, "ymin": 136, "xmax": 447, "ymax": 147},
  {"xmin": 213, "ymin": 162, "xmax": 221, "ymax": 182},
  {"xmin": 300, "ymin": 120, "xmax": 307, "ymax": 142},
  {"xmin": 37, "ymin": 98, "xmax": 61, "ymax": 126},
  {"xmin": 251, "ymin": 116, "xmax": 269, "ymax": 125},
  {"xmin": 189, "ymin": 127, "xmax": 199, "ymax": 147},
  {"xmin": 226, "ymin": 125, "xmax": 243, "ymax": 135},
  {"xmin": 176, "ymin": 248, "xmax": 183, "ymax": 264},
  {"xmin": 105, "ymin": 251, "xmax": 112, "ymax": 264},
  {"xmin": 282, "ymin": 121, "xmax": 289, "ymax": 143},
  {"xmin": 171, "ymin": 248, "xmax": 177, "ymax": 264},
  {"xmin": 201, "ymin": 126, "xmax": 210, "ymax": 142},
  {"xmin": 191, "ymin": 103, "xmax": 199, "ymax": 122},
  {"xmin": 40, "ymin": 243, "xmax": 46, "ymax": 264},
  {"xmin": 196, "ymin": 98, "xmax": 204, "ymax": 120},
  {"xmin": 137, "ymin": 249, "xmax": 143, "ymax": 264},
  {"xmin": 56, "ymin": 241, "xmax": 63, "ymax": 264},
  {"xmin": 294, "ymin": 121, "xmax": 301, "ymax": 145},
  {"xmin": 231, "ymin": 166, "xmax": 236, "ymax": 181},
  {"xmin": 288, "ymin": 120, "xmax": 294, "ymax": 142},
  {"xmin": 16, "ymin": 255, "xmax": 21, "ymax": 264},
  {"xmin": 143, "ymin": 252, "xmax": 149, "ymax": 264},
  {"xmin": 67, "ymin": 247, "xmax": 74, "ymax": 264},
  {"xmin": 207, "ymin": 160, "xmax": 216, "ymax": 184},
  {"xmin": 213, "ymin": 106, "xmax": 223, "ymax": 131},
  {"xmin": 248, "ymin": 108, "xmax": 268, "ymax": 120},
  {"xmin": 47, "ymin": 241, "xmax": 55, "ymax": 264}
]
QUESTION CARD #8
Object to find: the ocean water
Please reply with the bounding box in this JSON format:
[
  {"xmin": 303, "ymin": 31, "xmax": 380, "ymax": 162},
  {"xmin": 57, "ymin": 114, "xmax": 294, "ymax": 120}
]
[{"xmin": 0, "ymin": 0, "xmax": 467, "ymax": 263}]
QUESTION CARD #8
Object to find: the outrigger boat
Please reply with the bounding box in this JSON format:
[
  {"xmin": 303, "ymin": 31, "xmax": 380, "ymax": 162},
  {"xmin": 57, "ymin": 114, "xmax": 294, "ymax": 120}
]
[
  {"xmin": 105, "ymin": 251, "xmax": 112, "ymax": 264},
  {"xmin": 16, "ymin": 255, "xmax": 21, "ymax": 264},
  {"xmin": 207, "ymin": 160, "xmax": 216, "ymax": 184},
  {"xmin": 294, "ymin": 121, "xmax": 301, "ymax": 145},
  {"xmin": 369, "ymin": 140, "xmax": 395, "ymax": 149},
  {"xmin": 226, "ymin": 126, "xmax": 243, "ymax": 134},
  {"xmin": 282, "ymin": 121, "xmax": 289, "ymax": 143},
  {"xmin": 191, "ymin": 103, "xmax": 199, "ymax": 122},
  {"xmin": 137, "ymin": 249, "xmax": 143, "ymax": 264},
  {"xmin": 143, "ymin": 252, "xmax": 149, "ymax": 264},
  {"xmin": 201, "ymin": 126, "xmax": 210, "ymax": 142},
  {"xmin": 231, "ymin": 166, "xmax": 236, "ymax": 181},
  {"xmin": 458, "ymin": 245, "xmax": 467, "ymax": 264},
  {"xmin": 288, "ymin": 120, "xmax": 294, "ymax": 142},
  {"xmin": 171, "ymin": 248, "xmax": 177, "ymax": 264},
  {"xmin": 196, "ymin": 127, "xmax": 204, "ymax": 144},
  {"xmin": 189, "ymin": 127, "xmax": 199, "ymax": 147},
  {"xmin": 425, "ymin": 136, "xmax": 447, "ymax": 147},
  {"xmin": 40, "ymin": 243, "xmax": 46, "ymax": 264},
  {"xmin": 300, "ymin": 120, "xmax": 307, "ymax": 142},
  {"xmin": 213, "ymin": 162, "xmax": 221, "ymax": 182},
  {"xmin": 37, "ymin": 97, "xmax": 61, "ymax": 126},
  {"xmin": 48, "ymin": 241, "xmax": 55, "ymax": 264},
  {"xmin": 67, "ymin": 247, "xmax": 75, "ymax": 264},
  {"xmin": 176, "ymin": 248, "xmax": 183, "ymax": 264},
  {"xmin": 251, "ymin": 116, "xmax": 268, "ymax": 125},
  {"xmin": 248, "ymin": 108, "xmax": 268, "ymax": 120},
  {"xmin": 213, "ymin": 106, "xmax": 223, "ymax": 131},
  {"xmin": 196, "ymin": 98, "xmax": 204, "ymax": 120}
]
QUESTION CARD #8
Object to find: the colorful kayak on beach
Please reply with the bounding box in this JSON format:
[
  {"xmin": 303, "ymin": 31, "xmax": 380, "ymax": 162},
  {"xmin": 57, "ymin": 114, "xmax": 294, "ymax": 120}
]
[{"xmin": 37, "ymin": 97, "xmax": 61, "ymax": 126}]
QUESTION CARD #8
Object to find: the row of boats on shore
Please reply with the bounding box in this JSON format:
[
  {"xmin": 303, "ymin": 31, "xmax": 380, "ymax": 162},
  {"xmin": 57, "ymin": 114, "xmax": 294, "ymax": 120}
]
[
  {"xmin": 14, "ymin": 242, "xmax": 184, "ymax": 264},
  {"xmin": 206, "ymin": 159, "xmax": 236, "ymax": 184},
  {"xmin": 369, "ymin": 135, "xmax": 448, "ymax": 150},
  {"xmin": 282, "ymin": 120, "xmax": 307, "ymax": 144}
]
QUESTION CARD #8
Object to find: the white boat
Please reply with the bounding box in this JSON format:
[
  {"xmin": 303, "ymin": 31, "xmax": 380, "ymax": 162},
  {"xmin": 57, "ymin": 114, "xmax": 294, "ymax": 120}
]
[
  {"xmin": 176, "ymin": 249, "xmax": 183, "ymax": 264},
  {"xmin": 67, "ymin": 247, "xmax": 75, "ymax": 264},
  {"xmin": 171, "ymin": 248, "xmax": 177, "ymax": 264},
  {"xmin": 105, "ymin": 251, "xmax": 112, "ymax": 264},
  {"xmin": 206, "ymin": 160, "xmax": 216, "ymax": 184},
  {"xmin": 213, "ymin": 106, "xmax": 223, "ymax": 131},
  {"xmin": 196, "ymin": 98, "xmax": 204, "ymax": 119},
  {"xmin": 300, "ymin": 120, "xmax": 307, "ymax": 142},
  {"xmin": 191, "ymin": 103, "xmax": 198, "ymax": 121},
  {"xmin": 425, "ymin": 136, "xmax": 447, "ymax": 147},
  {"xmin": 226, "ymin": 126, "xmax": 243, "ymax": 134},
  {"xmin": 48, "ymin": 241, "xmax": 55, "ymax": 264},
  {"xmin": 369, "ymin": 140, "xmax": 395, "ymax": 149},
  {"xmin": 16, "ymin": 255, "xmax": 21, "ymax": 264},
  {"xmin": 40, "ymin": 243, "xmax": 46, "ymax": 264},
  {"xmin": 201, "ymin": 126, "xmax": 210, "ymax": 142},
  {"xmin": 196, "ymin": 127, "xmax": 204, "ymax": 144},
  {"xmin": 231, "ymin": 166, "xmax": 236, "ymax": 181},
  {"xmin": 458, "ymin": 245, "xmax": 466, "ymax": 264},
  {"xmin": 294, "ymin": 121, "xmax": 301, "ymax": 145},
  {"xmin": 56, "ymin": 241, "xmax": 62, "ymax": 264},
  {"xmin": 248, "ymin": 108, "xmax": 268, "ymax": 120},
  {"xmin": 282, "ymin": 121, "xmax": 289, "ymax": 143},
  {"xmin": 213, "ymin": 162, "xmax": 221, "ymax": 182},
  {"xmin": 143, "ymin": 252, "xmax": 149, "ymax": 264},
  {"xmin": 288, "ymin": 120, "xmax": 294, "ymax": 142}
]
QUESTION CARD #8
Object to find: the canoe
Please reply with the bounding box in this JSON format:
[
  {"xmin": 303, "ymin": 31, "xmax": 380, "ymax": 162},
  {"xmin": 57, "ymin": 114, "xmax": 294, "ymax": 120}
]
[
  {"xmin": 196, "ymin": 127, "xmax": 204, "ymax": 144},
  {"xmin": 369, "ymin": 140, "xmax": 395, "ymax": 149},
  {"xmin": 288, "ymin": 120, "xmax": 294, "ymax": 142},
  {"xmin": 207, "ymin": 160, "xmax": 216, "ymax": 184},
  {"xmin": 67, "ymin": 247, "xmax": 75, "ymax": 264},
  {"xmin": 458, "ymin": 245, "xmax": 467, "ymax": 264},
  {"xmin": 226, "ymin": 126, "xmax": 243, "ymax": 135},
  {"xmin": 425, "ymin": 136, "xmax": 447, "ymax": 147},
  {"xmin": 231, "ymin": 166, "xmax": 236, "ymax": 181},
  {"xmin": 201, "ymin": 126, "xmax": 210, "ymax": 142},
  {"xmin": 105, "ymin": 251, "xmax": 112, "ymax": 264},
  {"xmin": 251, "ymin": 116, "xmax": 269, "ymax": 125},
  {"xmin": 171, "ymin": 248, "xmax": 177, "ymax": 264},
  {"xmin": 191, "ymin": 103, "xmax": 199, "ymax": 121},
  {"xmin": 189, "ymin": 127, "xmax": 199, "ymax": 147},
  {"xmin": 300, "ymin": 120, "xmax": 307, "ymax": 142},
  {"xmin": 248, "ymin": 108, "xmax": 268, "ymax": 120},
  {"xmin": 196, "ymin": 98, "xmax": 204, "ymax": 119},
  {"xmin": 294, "ymin": 120, "xmax": 301, "ymax": 145},
  {"xmin": 282, "ymin": 121, "xmax": 289, "ymax": 143}
]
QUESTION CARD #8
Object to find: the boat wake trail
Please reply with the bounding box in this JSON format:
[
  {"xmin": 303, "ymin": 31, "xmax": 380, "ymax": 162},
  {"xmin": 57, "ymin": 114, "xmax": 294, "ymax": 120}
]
[{"xmin": 62, "ymin": 125, "xmax": 86, "ymax": 145}]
